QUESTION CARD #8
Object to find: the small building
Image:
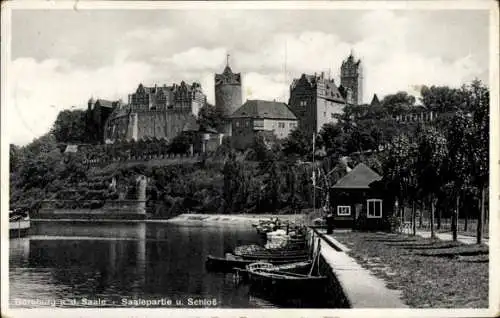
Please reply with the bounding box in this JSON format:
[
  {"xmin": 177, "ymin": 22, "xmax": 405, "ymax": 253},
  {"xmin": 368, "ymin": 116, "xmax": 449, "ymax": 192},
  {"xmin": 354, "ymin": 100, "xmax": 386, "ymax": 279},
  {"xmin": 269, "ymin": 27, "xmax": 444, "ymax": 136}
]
[
  {"xmin": 229, "ymin": 99, "xmax": 298, "ymax": 150},
  {"xmin": 182, "ymin": 122, "xmax": 222, "ymax": 154},
  {"xmin": 330, "ymin": 163, "xmax": 393, "ymax": 230}
]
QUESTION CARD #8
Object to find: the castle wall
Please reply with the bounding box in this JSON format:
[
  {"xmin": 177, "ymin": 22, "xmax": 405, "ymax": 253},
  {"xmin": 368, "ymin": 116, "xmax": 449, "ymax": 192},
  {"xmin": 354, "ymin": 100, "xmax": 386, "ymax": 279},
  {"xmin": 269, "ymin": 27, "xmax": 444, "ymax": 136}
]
[
  {"xmin": 288, "ymin": 78, "xmax": 317, "ymax": 136},
  {"xmin": 316, "ymin": 98, "xmax": 344, "ymax": 133},
  {"xmin": 231, "ymin": 118, "xmax": 297, "ymax": 150},
  {"xmin": 134, "ymin": 110, "xmax": 197, "ymax": 141},
  {"xmin": 105, "ymin": 114, "xmax": 130, "ymax": 142}
]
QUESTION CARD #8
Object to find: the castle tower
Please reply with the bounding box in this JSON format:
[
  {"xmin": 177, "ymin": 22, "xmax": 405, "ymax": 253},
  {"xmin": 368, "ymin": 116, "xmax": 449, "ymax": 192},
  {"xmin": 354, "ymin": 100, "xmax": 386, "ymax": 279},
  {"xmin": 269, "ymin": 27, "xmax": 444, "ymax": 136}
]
[
  {"xmin": 215, "ymin": 54, "xmax": 242, "ymax": 135},
  {"xmin": 340, "ymin": 52, "xmax": 363, "ymax": 105}
]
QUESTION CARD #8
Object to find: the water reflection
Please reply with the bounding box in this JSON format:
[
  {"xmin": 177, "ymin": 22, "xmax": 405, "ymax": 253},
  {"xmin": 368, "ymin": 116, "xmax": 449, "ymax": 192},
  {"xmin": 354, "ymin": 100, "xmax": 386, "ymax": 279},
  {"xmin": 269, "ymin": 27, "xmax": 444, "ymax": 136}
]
[{"xmin": 10, "ymin": 221, "xmax": 263, "ymax": 308}]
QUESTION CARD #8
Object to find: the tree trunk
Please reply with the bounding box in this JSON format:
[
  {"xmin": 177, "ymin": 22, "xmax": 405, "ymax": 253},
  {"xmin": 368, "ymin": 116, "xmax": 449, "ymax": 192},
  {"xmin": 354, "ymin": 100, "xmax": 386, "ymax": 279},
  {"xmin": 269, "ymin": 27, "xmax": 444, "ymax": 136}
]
[
  {"xmin": 464, "ymin": 200, "xmax": 468, "ymax": 232},
  {"xmin": 430, "ymin": 194, "xmax": 436, "ymax": 239},
  {"xmin": 452, "ymin": 194, "xmax": 459, "ymax": 241},
  {"xmin": 477, "ymin": 186, "xmax": 485, "ymax": 244},
  {"xmin": 412, "ymin": 200, "xmax": 416, "ymax": 236},
  {"xmin": 437, "ymin": 199, "xmax": 442, "ymax": 230},
  {"xmin": 419, "ymin": 201, "xmax": 423, "ymax": 228}
]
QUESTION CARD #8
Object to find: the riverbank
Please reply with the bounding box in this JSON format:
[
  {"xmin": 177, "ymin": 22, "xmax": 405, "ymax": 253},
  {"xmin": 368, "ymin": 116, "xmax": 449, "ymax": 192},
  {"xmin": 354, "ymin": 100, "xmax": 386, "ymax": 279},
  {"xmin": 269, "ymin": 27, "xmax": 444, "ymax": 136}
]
[{"xmin": 164, "ymin": 213, "xmax": 306, "ymax": 225}]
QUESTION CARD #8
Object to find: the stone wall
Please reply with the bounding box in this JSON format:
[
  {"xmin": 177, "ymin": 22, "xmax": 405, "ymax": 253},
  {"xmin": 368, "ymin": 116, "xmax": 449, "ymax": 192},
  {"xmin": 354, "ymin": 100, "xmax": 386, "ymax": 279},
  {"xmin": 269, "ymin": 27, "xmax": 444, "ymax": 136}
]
[
  {"xmin": 316, "ymin": 98, "xmax": 344, "ymax": 133},
  {"xmin": 105, "ymin": 110, "xmax": 197, "ymax": 142},
  {"xmin": 215, "ymin": 83, "xmax": 242, "ymax": 118},
  {"xmin": 288, "ymin": 77, "xmax": 317, "ymax": 135}
]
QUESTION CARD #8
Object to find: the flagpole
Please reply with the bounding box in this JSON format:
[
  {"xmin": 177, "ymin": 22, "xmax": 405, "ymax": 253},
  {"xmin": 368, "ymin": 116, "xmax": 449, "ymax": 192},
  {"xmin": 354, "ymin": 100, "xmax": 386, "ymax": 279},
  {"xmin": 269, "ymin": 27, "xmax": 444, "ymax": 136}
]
[{"xmin": 312, "ymin": 133, "xmax": 315, "ymax": 217}]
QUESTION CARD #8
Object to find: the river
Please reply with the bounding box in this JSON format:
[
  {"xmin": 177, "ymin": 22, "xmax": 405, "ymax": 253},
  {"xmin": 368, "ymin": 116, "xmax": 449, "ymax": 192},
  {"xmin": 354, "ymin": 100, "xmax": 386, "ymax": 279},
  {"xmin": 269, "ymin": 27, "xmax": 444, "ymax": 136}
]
[{"xmin": 9, "ymin": 221, "xmax": 284, "ymax": 308}]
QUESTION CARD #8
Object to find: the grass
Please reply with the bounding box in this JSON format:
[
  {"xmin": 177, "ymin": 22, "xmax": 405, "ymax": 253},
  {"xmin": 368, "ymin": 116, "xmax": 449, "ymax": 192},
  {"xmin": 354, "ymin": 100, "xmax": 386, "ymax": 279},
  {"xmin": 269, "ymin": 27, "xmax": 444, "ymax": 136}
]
[{"xmin": 333, "ymin": 232, "xmax": 489, "ymax": 308}]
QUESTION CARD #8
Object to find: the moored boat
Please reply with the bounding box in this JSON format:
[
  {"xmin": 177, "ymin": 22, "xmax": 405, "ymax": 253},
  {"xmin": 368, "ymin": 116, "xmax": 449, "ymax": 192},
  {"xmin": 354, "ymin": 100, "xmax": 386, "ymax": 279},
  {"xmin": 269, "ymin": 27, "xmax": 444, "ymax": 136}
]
[
  {"xmin": 234, "ymin": 260, "xmax": 312, "ymax": 282},
  {"xmin": 205, "ymin": 253, "xmax": 311, "ymax": 272},
  {"xmin": 9, "ymin": 209, "xmax": 31, "ymax": 238},
  {"xmin": 246, "ymin": 238, "xmax": 327, "ymax": 305}
]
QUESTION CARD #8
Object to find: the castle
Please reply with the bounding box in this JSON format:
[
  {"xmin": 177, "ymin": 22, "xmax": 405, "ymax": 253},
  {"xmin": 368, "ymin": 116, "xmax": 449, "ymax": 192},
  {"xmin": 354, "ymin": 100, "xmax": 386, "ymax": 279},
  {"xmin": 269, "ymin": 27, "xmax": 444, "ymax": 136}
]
[
  {"xmin": 102, "ymin": 81, "xmax": 206, "ymax": 143},
  {"xmin": 288, "ymin": 53, "xmax": 363, "ymax": 136},
  {"xmin": 87, "ymin": 52, "xmax": 363, "ymax": 149}
]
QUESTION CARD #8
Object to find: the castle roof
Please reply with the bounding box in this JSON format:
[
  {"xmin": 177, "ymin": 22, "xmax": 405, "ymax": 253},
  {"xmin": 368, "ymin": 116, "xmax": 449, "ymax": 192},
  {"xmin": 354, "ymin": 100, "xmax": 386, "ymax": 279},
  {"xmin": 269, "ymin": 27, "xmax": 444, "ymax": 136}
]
[
  {"xmin": 136, "ymin": 82, "xmax": 202, "ymax": 95},
  {"xmin": 332, "ymin": 163, "xmax": 382, "ymax": 189},
  {"xmin": 230, "ymin": 100, "xmax": 297, "ymax": 120},
  {"xmin": 370, "ymin": 94, "xmax": 380, "ymax": 106}
]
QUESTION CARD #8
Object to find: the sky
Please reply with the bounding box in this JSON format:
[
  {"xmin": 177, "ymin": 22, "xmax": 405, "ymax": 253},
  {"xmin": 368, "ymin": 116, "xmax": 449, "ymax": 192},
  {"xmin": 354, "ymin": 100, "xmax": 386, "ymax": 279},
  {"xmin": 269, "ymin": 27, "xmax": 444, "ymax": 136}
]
[{"xmin": 6, "ymin": 7, "xmax": 490, "ymax": 146}]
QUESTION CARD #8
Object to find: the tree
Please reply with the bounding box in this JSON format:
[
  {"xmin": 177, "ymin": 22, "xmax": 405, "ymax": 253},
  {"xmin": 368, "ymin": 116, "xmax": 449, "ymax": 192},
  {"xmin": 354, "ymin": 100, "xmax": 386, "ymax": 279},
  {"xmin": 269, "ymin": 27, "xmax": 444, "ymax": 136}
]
[
  {"xmin": 383, "ymin": 134, "xmax": 418, "ymax": 232},
  {"xmin": 420, "ymin": 85, "xmax": 464, "ymax": 113},
  {"xmin": 169, "ymin": 133, "xmax": 193, "ymax": 154},
  {"xmin": 465, "ymin": 80, "xmax": 489, "ymax": 244},
  {"xmin": 197, "ymin": 103, "xmax": 225, "ymax": 132},
  {"xmin": 381, "ymin": 91, "xmax": 416, "ymax": 115},
  {"xmin": 283, "ymin": 127, "xmax": 314, "ymax": 158},
  {"xmin": 416, "ymin": 127, "xmax": 448, "ymax": 239},
  {"xmin": 318, "ymin": 123, "xmax": 343, "ymax": 155},
  {"xmin": 51, "ymin": 109, "xmax": 88, "ymax": 143},
  {"xmin": 446, "ymin": 110, "xmax": 474, "ymax": 241}
]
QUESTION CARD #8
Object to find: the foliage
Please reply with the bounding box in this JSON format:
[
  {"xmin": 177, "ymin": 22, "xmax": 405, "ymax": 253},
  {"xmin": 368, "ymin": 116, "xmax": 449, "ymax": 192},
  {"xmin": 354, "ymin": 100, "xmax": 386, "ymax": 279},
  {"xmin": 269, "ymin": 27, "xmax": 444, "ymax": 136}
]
[
  {"xmin": 197, "ymin": 103, "xmax": 225, "ymax": 132},
  {"xmin": 283, "ymin": 127, "xmax": 314, "ymax": 158},
  {"xmin": 51, "ymin": 109, "xmax": 88, "ymax": 143}
]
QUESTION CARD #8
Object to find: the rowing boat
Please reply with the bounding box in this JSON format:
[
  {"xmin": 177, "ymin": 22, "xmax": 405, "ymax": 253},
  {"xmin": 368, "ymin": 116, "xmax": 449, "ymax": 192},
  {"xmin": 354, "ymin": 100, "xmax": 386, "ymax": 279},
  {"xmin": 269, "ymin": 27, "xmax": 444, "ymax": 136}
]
[{"xmin": 205, "ymin": 253, "xmax": 311, "ymax": 272}]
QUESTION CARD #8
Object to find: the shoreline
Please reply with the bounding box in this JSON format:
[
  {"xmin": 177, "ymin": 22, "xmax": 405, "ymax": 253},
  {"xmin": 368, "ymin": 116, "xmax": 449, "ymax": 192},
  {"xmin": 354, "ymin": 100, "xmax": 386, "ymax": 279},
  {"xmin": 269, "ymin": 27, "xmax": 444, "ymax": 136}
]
[{"xmin": 31, "ymin": 213, "xmax": 308, "ymax": 225}]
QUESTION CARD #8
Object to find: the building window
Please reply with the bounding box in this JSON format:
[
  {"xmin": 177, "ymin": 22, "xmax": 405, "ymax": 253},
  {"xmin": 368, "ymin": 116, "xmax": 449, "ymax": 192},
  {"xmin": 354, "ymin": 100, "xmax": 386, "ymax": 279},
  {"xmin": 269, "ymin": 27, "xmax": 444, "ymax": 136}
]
[
  {"xmin": 278, "ymin": 122, "xmax": 285, "ymax": 129},
  {"xmin": 331, "ymin": 113, "xmax": 335, "ymax": 119},
  {"xmin": 254, "ymin": 119, "xmax": 264, "ymax": 128},
  {"xmin": 245, "ymin": 120, "xmax": 250, "ymax": 127},
  {"xmin": 323, "ymin": 112, "xmax": 326, "ymax": 117},
  {"xmin": 337, "ymin": 205, "xmax": 351, "ymax": 216},
  {"xmin": 367, "ymin": 199, "xmax": 383, "ymax": 218},
  {"xmin": 236, "ymin": 121, "xmax": 240, "ymax": 128},
  {"xmin": 289, "ymin": 122, "xmax": 296, "ymax": 128},
  {"xmin": 300, "ymin": 101, "xmax": 307, "ymax": 107}
]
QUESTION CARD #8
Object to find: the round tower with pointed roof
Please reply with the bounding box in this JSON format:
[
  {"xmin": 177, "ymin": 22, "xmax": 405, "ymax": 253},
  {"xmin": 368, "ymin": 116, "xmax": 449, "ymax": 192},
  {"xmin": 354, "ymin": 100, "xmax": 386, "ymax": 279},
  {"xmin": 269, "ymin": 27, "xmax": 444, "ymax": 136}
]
[{"xmin": 215, "ymin": 54, "xmax": 242, "ymax": 135}]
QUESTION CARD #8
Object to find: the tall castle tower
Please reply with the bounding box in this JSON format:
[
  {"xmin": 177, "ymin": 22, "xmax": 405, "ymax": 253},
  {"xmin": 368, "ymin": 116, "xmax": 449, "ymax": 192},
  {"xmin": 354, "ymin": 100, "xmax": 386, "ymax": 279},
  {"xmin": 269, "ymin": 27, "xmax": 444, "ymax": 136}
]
[
  {"xmin": 215, "ymin": 55, "xmax": 242, "ymax": 135},
  {"xmin": 340, "ymin": 52, "xmax": 363, "ymax": 105}
]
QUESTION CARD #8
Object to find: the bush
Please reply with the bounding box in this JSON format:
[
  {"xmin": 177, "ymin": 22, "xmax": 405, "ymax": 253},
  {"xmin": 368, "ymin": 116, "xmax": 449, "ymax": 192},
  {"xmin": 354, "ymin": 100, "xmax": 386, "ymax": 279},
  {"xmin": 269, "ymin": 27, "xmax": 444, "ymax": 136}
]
[{"xmin": 90, "ymin": 200, "xmax": 104, "ymax": 209}]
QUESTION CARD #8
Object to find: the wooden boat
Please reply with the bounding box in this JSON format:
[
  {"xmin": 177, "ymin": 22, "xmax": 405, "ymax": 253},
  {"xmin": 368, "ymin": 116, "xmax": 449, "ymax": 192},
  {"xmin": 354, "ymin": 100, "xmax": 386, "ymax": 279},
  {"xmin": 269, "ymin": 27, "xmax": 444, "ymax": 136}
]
[
  {"xmin": 205, "ymin": 253, "xmax": 310, "ymax": 272},
  {"xmin": 246, "ymin": 239, "xmax": 327, "ymax": 304},
  {"xmin": 9, "ymin": 209, "xmax": 31, "ymax": 238},
  {"xmin": 234, "ymin": 261, "xmax": 312, "ymax": 282},
  {"xmin": 234, "ymin": 244, "xmax": 308, "ymax": 257}
]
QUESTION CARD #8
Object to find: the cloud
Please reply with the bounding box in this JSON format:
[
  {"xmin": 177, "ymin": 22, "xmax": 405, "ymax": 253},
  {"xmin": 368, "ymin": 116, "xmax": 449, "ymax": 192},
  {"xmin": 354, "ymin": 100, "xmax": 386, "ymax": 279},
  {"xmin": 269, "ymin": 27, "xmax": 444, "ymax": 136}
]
[
  {"xmin": 8, "ymin": 9, "xmax": 489, "ymax": 145},
  {"xmin": 8, "ymin": 55, "xmax": 153, "ymax": 145}
]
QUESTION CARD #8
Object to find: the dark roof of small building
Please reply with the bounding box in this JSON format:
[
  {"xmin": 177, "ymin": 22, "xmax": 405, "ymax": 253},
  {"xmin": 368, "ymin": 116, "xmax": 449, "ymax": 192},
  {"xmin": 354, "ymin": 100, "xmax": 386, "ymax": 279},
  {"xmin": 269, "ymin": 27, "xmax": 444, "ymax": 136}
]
[
  {"xmin": 95, "ymin": 99, "xmax": 115, "ymax": 108},
  {"xmin": 332, "ymin": 163, "xmax": 382, "ymax": 189},
  {"xmin": 230, "ymin": 99, "xmax": 297, "ymax": 120}
]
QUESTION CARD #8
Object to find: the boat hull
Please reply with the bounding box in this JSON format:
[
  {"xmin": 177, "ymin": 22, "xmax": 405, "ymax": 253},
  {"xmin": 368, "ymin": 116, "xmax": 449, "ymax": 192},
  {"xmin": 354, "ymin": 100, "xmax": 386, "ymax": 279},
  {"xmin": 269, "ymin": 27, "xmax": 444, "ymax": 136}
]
[
  {"xmin": 9, "ymin": 220, "xmax": 31, "ymax": 238},
  {"xmin": 247, "ymin": 270, "xmax": 327, "ymax": 305}
]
